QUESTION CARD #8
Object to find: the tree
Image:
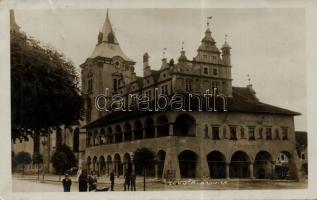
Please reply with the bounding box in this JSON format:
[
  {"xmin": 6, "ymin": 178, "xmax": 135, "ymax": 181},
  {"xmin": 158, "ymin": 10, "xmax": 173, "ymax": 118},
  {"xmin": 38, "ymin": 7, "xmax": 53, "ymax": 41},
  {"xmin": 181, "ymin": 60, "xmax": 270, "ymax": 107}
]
[
  {"xmin": 32, "ymin": 152, "xmax": 43, "ymax": 180},
  {"xmin": 10, "ymin": 29, "xmax": 83, "ymax": 152},
  {"xmin": 51, "ymin": 144, "xmax": 77, "ymax": 175},
  {"xmin": 133, "ymin": 148, "xmax": 155, "ymax": 191},
  {"xmin": 15, "ymin": 151, "xmax": 32, "ymax": 176}
]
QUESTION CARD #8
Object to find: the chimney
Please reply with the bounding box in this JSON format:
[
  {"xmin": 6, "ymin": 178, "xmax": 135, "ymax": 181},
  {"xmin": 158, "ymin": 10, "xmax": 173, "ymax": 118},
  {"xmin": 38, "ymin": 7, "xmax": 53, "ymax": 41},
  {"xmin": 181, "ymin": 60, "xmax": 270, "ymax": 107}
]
[{"xmin": 143, "ymin": 52, "xmax": 151, "ymax": 76}]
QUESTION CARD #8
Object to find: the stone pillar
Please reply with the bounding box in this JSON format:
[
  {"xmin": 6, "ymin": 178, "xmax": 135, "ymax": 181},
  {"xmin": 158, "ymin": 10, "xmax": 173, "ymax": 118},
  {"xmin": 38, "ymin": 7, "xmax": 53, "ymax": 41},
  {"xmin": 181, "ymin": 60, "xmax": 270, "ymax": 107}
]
[
  {"xmin": 154, "ymin": 126, "xmax": 158, "ymax": 137},
  {"xmin": 131, "ymin": 131, "xmax": 135, "ymax": 141},
  {"xmin": 226, "ymin": 162, "xmax": 230, "ymax": 179},
  {"xmin": 162, "ymin": 147, "xmax": 181, "ymax": 181},
  {"xmin": 115, "ymin": 162, "xmax": 119, "ymax": 177},
  {"xmin": 142, "ymin": 128, "xmax": 146, "ymax": 139},
  {"xmin": 196, "ymin": 154, "xmax": 210, "ymax": 180},
  {"xmin": 271, "ymin": 161, "xmax": 276, "ymax": 179},
  {"xmin": 169, "ymin": 123, "xmax": 173, "ymax": 136},
  {"xmin": 249, "ymin": 162, "xmax": 255, "ymax": 179},
  {"xmin": 113, "ymin": 134, "xmax": 116, "ymax": 144},
  {"xmin": 122, "ymin": 132, "xmax": 125, "ymax": 142}
]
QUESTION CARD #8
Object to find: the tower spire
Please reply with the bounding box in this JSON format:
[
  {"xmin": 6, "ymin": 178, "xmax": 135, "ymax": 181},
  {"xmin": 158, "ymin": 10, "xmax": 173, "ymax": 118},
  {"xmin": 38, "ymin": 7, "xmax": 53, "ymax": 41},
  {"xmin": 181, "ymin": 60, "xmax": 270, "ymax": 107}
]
[{"xmin": 100, "ymin": 9, "xmax": 118, "ymax": 44}]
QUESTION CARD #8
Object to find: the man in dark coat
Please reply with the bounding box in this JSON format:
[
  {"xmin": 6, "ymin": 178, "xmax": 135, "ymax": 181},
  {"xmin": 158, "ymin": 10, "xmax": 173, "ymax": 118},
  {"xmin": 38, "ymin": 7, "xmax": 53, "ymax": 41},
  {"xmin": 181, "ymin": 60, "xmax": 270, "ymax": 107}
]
[
  {"xmin": 110, "ymin": 172, "xmax": 115, "ymax": 191},
  {"xmin": 78, "ymin": 170, "xmax": 88, "ymax": 192},
  {"xmin": 62, "ymin": 174, "xmax": 72, "ymax": 192},
  {"xmin": 130, "ymin": 173, "xmax": 136, "ymax": 191},
  {"xmin": 124, "ymin": 171, "xmax": 131, "ymax": 191}
]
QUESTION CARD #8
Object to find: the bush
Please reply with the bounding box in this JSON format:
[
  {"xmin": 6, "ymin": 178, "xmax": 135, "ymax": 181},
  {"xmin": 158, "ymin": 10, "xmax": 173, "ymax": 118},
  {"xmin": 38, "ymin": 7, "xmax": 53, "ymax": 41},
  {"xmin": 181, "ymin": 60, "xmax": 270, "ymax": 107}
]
[
  {"xmin": 51, "ymin": 144, "xmax": 77, "ymax": 175},
  {"xmin": 15, "ymin": 151, "xmax": 32, "ymax": 166}
]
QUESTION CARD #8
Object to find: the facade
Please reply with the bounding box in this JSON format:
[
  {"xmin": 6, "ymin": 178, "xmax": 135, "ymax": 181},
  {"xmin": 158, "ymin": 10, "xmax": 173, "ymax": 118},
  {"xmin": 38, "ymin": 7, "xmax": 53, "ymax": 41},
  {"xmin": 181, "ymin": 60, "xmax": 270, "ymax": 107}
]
[
  {"xmin": 295, "ymin": 131, "xmax": 308, "ymax": 176},
  {"xmin": 81, "ymin": 11, "xmax": 303, "ymax": 181}
]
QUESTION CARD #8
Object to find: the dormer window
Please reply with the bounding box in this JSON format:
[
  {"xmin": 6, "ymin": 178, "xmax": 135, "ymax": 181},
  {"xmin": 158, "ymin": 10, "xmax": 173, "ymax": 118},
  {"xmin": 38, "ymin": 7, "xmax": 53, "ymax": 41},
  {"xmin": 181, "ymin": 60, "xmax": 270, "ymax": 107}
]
[
  {"xmin": 213, "ymin": 68, "xmax": 218, "ymax": 76},
  {"xmin": 108, "ymin": 32, "xmax": 115, "ymax": 43}
]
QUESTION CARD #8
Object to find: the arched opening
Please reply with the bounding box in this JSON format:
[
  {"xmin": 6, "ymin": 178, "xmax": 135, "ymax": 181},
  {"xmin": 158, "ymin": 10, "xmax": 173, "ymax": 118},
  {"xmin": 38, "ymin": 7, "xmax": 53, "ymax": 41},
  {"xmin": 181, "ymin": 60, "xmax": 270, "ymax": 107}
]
[
  {"xmin": 114, "ymin": 154, "xmax": 123, "ymax": 177},
  {"xmin": 134, "ymin": 120, "xmax": 143, "ymax": 140},
  {"xmin": 157, "ymin": 150, "xmax": 166, "ymax": 178},
  {"xmin": 123, "ymin": 153, "xmax": 132, "ymax": 175},
  {"xmin": 107, "ymin": 127, "xmax": 113, "ymax": 144},
  {"xmin": 178, "ymin": 150, "xmax": 198, "ymax": 178},
  {"xmin": 107, "ymin": 155, "xmax": 112, "ymax": 175},
  {"xmin": 144, "ymin": 117, "xmax": 155, "ymax": 138},
  {"xmin": 87, "ymin": 156, "xmax": 92, "ymax": 173},
  {"xmin": 254, "ymin": 151, "xmax": 273, "ymax": 179},
  {"xmin": 73, "ymin": 128, "xmax": 80, "ymax": 152},
  {"xmin": 92, "ymin": 156, "xmax": 98, "ymax": 174},
  {"xmin": 115, "ymin": 125, "xmax": 123, "ymax": 143},
  {"xmin": 123, "ymin": 123, "xmax": 132, "ymax": 142},
  {"xmin": 174, "ymin": 114, "xmax": 196, "ymax": 137},
  {"xmin": 99, "ymin": 156, "xmax": 106, "ymax": 175},
  {"xmin": 207, "ymin": 151, "xmax": 226, "ymax": 178},
  {"xmin": 275, "ymin": 151, "xmax": 295, "ymax": 179},
  {"xmin": 230, "ymin": 151, "xmax": 250, "ymax": 178},
  {"xmin": 156, "ymin": 115, "xmax": 169, "ymax": 137},
  {"xmin": 99, "ymin": 129, "xmax": 106, "ymax": 145}
]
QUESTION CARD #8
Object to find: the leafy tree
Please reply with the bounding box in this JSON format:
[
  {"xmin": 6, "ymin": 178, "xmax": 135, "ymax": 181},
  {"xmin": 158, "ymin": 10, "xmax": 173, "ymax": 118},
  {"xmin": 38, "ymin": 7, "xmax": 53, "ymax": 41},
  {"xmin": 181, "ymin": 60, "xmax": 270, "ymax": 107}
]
[
  {"xmin": 10, "ymin": 28, "xmax": 83, "ymax": 152},
  {"xmin": 133, "ymin": 148, "xmax": 155, "ymax": 191},
  {"xmin": 51, "ymin": 144, "xmax": 77, "ymax": 175}
]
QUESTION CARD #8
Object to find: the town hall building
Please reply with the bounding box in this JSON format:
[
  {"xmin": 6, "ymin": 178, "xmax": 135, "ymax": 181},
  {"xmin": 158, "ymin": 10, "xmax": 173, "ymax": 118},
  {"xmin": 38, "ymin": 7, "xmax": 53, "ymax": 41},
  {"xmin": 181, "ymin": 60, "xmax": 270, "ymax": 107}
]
[{"xmin": 80, "ymin": 11, "xmax": 302, "ymax": 181}]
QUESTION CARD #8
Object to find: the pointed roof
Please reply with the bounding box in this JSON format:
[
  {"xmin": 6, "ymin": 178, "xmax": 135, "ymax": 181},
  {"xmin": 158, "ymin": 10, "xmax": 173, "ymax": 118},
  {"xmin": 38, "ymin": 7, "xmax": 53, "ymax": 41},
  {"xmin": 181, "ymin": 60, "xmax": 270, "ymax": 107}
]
[
  {"xmin": 100, "ymin": 9, "xmax": 118, "ymax": 44},
  {"xmin": 89, "ymin": 10, "xmax": 134, "ymax": 62},
  {"xmin": 10, "ymin": 10, "xmax": 20, "ymax": 32}
]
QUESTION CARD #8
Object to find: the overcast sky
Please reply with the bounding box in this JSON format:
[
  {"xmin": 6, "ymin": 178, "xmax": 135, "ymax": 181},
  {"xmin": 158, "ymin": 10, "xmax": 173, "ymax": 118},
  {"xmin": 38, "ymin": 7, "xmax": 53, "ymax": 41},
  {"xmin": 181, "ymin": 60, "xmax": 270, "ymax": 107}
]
[{"xmin": 14, "ymin": 9, "xmax": 306, "ymax": 131}]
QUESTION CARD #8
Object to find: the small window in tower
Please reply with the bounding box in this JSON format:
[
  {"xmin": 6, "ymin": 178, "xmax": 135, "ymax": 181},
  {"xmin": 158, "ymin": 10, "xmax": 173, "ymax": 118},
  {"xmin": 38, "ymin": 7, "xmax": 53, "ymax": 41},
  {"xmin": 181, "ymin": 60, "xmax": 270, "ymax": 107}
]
[
  {"xmin": 203, "ymin": 67, "xmax": 208, "ymax": 75},
  {"xmin": 147, "ymin": 79, "xmax": 150, "ymax": 84},
  {"xmin": 113, "ymin": 79, "xmax": 117, "ymax": 90},
  {"xmin": 108, "ymin": 32, "xmax": 115, "ymax": 43}
]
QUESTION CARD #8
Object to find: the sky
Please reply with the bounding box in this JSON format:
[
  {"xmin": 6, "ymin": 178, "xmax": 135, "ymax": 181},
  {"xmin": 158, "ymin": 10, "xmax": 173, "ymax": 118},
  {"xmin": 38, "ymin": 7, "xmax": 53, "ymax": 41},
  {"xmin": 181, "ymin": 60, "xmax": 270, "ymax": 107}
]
[{"xmin": 14, "ymin": 8, "xmax": 306, "ymax": 131}]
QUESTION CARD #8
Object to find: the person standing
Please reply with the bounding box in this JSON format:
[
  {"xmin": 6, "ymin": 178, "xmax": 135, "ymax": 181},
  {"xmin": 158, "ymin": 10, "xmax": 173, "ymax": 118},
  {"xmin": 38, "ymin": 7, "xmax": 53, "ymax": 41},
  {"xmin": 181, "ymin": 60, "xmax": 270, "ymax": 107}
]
[
  {"xmin": 78, "ymin": 170, "xmax": 88, "ymax": 192},
  {"xmin": 110, "ymin": 171, "xmax": 115, "ymax": 191},
  {"xmin": 88, "ymin": 174, "xmax": 97, "ymax": 191},
  {"xmin": 124, "ymin": 171, "xmax": 130, "ymax": 191},
  {"xmin": 62, "ymin": 174, "xmax": 72, "ymax": 192},
  {"xmin": 130, "ymin": 173, "xmax": 136, "ymax": 191}
]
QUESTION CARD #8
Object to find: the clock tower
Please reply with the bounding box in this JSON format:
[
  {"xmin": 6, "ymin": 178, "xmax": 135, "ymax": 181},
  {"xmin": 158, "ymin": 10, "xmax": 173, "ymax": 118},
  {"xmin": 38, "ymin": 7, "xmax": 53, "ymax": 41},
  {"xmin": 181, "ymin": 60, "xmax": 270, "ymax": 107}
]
[{"xmin": 80, "ymin": 10, "xmax": 135, "ymax": 123}]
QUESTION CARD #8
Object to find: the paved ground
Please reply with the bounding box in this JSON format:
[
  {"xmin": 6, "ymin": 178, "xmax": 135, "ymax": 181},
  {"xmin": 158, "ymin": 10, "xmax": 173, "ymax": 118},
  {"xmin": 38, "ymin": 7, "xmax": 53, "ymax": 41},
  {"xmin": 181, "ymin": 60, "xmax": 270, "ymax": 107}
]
[{"xmin": 12, "ymin": 174, "xmax": 307, "ymax": 192}]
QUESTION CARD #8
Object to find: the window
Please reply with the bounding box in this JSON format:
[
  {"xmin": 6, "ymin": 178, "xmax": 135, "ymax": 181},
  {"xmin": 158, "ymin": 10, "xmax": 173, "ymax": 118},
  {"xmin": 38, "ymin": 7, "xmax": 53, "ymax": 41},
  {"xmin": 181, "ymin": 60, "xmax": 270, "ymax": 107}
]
[
  {"xmin": 282, "ymin": 127, "xmax": 288, "ymax": 140},
  {"xmin": 203, "ymin": 67, "xmax": 208, "ymax": 75},
  {"xmin": 161, "ymin": 85, "xmax": 168, "ymax": 95},
  {"xmin": 248, "ymin": 126, "xmax": 255, "ymax": 140},
  {"xmin": 275, "ymin": 128, "xmax": 280, "ymax": 139},
  {"xmin": 223, "ymin": 127, "xmax": 227, "ymax": 139},
  {"xmin": 88, "ymin": 79, "xmax": 93, "ymax": 93},
  {"xmin": 230, "ymin": 126, "xmax": 237, "ymax": 140},
  {"xmin": 281, "ymin": 154, "xmax": 285, "ymax": 160},
  {"xmin": 301, "ymin": 153, "xmax": 306, "ymax": 160},
  {"xmin": 185, "ymin": 79, "xmax": 193, "ymax": 91},
  {"xmin": 213, "ymin": 68, "xmax": 218, "ymax": 76},
  {"xmin": 113, "ymin": 79, "xmax": 117, "ymax": 90},
  {"xmin": 240, "ymin": 126, "xmax": 245, "ymax": 139},
  {"xmin": 212, "ymin": 81, "xmax": 218, "ymax": 91},
  {"xmin": 212, "ymin": 126, "xmax": 220, "ymax": 140},
  {"xmin": 204, "ymin": 126, "xmax": 209, "ymax": 138},
  {"xmin": 266, "ymin": 127, "xmax": 272, "ymax": 140}
]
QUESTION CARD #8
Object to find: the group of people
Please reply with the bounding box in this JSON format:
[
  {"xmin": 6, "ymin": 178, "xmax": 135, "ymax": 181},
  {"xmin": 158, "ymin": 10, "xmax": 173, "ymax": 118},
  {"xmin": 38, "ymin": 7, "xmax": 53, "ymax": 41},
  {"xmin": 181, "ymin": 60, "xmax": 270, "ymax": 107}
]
[{"xmin": 62, "ymin": 169, "xmax": 137, "ymax": 192}]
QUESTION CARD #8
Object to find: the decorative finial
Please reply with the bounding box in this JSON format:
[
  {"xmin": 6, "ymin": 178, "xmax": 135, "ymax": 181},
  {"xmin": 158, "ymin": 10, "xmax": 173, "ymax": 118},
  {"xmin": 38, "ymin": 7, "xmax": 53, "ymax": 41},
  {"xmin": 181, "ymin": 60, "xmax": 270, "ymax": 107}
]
[
  {"xmin": 163, "ymin": 48, "xmax": 167, "ymax": 59},
  {"xmin": 207, "ymin": 16, "xmax": 212, "ymax": 27},
  {"xmin": 225, "ymin": 34, "xmax": 228, "ymax": 42},
  {"xmin": 181, "ymin": 41, "xmax": 184, "ymax": 51},
  {"xmin": 247, "ymin": 74, "xmax": 251, "ymax": 85},
  {"xmin": 107, "ymin": 8, "xmax": 109, "ymax": 18}
]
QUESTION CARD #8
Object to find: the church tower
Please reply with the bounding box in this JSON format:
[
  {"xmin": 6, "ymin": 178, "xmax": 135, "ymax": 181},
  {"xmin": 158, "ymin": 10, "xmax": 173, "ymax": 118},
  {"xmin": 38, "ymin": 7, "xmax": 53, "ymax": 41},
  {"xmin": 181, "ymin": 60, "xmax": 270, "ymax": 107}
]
[{"xmin": 80, "ymin": 10, "xmax": 135, "ymax": 123}]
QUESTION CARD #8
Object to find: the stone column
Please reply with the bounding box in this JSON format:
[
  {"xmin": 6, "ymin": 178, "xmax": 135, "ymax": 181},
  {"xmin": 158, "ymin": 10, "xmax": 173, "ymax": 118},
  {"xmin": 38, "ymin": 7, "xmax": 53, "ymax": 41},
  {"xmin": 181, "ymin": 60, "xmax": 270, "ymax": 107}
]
[
  {"xmin": 154, "ymin": 126, "xmax": 158, "ymax": 137},
  {"xmin": 169, "ymin": 123, "xmax": 173, "ymax": 136},
  {"xmin": 142, "ymin": 128, "xmax": 146, "ymax": 139},
  {"xmin": 113, "ymin": 133, "xmax": 116, "ymax": 144},
  {"xmin": 162, "ymin": 147, "xmax": 181, "ymax": 181},
  {"xmin": 122, "ymin": 132, "xmax": 125, "ymax": 142},
  {"xmin": 249, "ymin": 162, "xmax": 255, "ymax": 179},
  {"xmin": 131, "ymin": 131, "xmax": 135, "ymax": 141},
  {"xmin": 196, "ymin": 153, "xmax": 210, "ymax": 180},
  {"xmin": 271, "ymin": 161, "xmax": 276, "ymax": 179},
  {"xmin": 226, "ymin": 162, "xmax": 230, "ymax": 179}
]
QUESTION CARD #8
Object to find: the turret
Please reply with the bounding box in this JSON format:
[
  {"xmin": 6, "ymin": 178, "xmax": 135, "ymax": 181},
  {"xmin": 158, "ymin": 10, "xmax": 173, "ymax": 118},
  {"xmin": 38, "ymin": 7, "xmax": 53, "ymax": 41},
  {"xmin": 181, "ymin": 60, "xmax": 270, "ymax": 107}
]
[
  {"xmin": 143, "ymin": 53, "xmax": 151, "ymax": 76},
  {"xmin": 221, "ymin": 35, "xmax": 231, "ymax": 66}
]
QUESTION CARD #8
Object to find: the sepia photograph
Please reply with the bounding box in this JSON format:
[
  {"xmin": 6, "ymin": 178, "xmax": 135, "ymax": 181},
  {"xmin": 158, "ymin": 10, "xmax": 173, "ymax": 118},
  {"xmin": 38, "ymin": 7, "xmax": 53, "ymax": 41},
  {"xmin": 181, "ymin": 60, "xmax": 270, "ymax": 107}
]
[{"xmin": 1, "ymin": 1, "xmax": 316, "ymax": 199}]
